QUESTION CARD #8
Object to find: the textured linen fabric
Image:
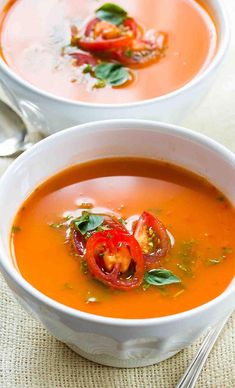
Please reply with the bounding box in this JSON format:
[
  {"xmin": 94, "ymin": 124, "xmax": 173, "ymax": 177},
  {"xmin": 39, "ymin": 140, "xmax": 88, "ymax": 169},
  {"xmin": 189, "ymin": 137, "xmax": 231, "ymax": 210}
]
[{"xmin": 0, "ymin": 1, "xmax": 235, "ymax": 387}]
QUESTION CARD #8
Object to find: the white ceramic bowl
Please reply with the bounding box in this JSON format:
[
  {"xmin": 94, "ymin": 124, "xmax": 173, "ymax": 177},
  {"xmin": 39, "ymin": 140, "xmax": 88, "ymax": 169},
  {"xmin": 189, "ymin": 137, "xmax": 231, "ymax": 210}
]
[
  {"xmin": 0, "ymin": 119, "xmax": 235, "ymax": 368},
  {"xmin": 0, "ymin": 0, "xmax": 230, "ymax": 134}
]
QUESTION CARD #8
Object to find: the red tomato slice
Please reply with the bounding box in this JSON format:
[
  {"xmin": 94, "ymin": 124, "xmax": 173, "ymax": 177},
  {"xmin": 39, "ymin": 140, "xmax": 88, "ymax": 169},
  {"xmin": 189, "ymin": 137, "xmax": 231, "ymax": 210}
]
[
  {"xmin": 85, "ymin": 17, "xmax": 101, "ymax": 37},
  {"xmin": 76, "ymin": 17, "xmax": 135, "ymax": 53},
  {"xmin": 73, "ymin": 228, "xmax": 86, "ymax": 256},
  {"xmin": 103, "ymin": 214, "xmax": 129, "ymax": 233},
  {"xmin": 72, "ymin": 214, "xmax": 128, "ymax": 257},
  {"xmin": 77, "ymin": 35, "xmax": 133, "ymax": 53},
  {"xmin": 123, "ymin": 17, "xmax": 139, "ymax": 39},
  {"xmin": 86, "ymin": 229, "xmax": 144, "ymax": 290},
  {"xmin": 134, "ymin": 211, "xmax": 169, "ymax": 267}
]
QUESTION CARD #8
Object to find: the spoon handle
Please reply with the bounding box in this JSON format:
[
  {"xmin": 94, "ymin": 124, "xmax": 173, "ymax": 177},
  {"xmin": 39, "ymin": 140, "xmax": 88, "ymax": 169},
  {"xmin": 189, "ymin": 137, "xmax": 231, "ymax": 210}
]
[
  {"xmin": 176, "ymin": 312, "xmax": 232, "ymax": 388},
  {"xmin": 0, "ymin": 79, "xmax": 48, "ymax": 139},
  {"xmin": 0, "ymin": 79, "xmax": 22, "ymax": 114}
]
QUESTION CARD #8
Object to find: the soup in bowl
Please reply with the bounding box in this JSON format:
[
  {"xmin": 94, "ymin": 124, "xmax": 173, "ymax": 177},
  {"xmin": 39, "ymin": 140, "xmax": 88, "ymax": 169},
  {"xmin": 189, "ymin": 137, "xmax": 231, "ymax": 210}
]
[
  {"xmin": 0, "ymin": 120, "xmax": 234, "ymax": 367},
  {"xmin": 0, "ymin": 0, "xmax": 230, "ymax": 132}
]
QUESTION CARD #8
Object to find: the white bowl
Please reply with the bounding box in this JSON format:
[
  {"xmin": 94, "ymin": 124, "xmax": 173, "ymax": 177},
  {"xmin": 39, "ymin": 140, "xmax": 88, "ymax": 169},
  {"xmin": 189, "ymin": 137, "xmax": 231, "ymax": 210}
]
[
  {"xmin": 0, "ymin": 0, "xmax": 230, "ymax": 134},
  {"xmin": 0, "ymin": 119, "xmax": 235, "ymax": 368}
]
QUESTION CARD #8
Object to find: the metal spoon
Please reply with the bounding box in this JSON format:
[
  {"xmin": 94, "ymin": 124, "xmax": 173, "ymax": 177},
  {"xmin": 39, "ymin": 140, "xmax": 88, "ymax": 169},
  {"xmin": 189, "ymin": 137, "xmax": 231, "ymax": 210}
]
[
  {"xmin": 0, "ymin": 80, "xmax": 46, "ymax": 157},
  {"xmin": 176, "ymin": 312, "xmax": 232, "ymax": 388}
]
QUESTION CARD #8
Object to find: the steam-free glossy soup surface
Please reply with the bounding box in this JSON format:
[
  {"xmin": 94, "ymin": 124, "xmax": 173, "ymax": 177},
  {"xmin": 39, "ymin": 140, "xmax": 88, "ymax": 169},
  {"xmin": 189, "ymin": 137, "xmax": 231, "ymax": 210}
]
[
  {"xmin": 1, "ymin": 0, "xmax": 217, "ymax": 103},
  {"xmin": 12, "ymin": 158, "xmax": 235, "ymax": 319}
]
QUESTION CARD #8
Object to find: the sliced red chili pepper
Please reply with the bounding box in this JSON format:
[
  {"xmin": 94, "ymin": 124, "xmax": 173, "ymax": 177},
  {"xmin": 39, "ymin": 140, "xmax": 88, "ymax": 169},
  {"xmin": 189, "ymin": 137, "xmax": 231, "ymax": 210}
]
[
  {"xmin": 76, "ymin": 16, "xmax": 135, "ymax": 53},
  {"xmin": 72, "ymin": 214, "xmax": 128, "ymax": 257},
  {"xmin": 70, "ymin": 52, "xmax": 98, "ymax": 66},
  {"xmin": 73, "ymin": 229, "xmax": 86, "ymax": 256},
  {"xmin": 85, "ymin": 17, "xmax": 101, "ymax": 37},
  {"xmin": 123, "ymin": 17, "xmax": 139, "ymax": 39},
  {"xmin": 86, "ymin": 229, "xmax": 144, "ymax": 290},
  {"xmin": 103, "ymin": 214, "xmax": 129, "ymax": 233},
  {"xmin": 134, "ymin": 211, "xmax": 169, "ymax": 267},
  {"xmin": 85, "ymin": 18, "xmax": 139, "ymax": 39},
  {"xmin": 72, "ymin": 13, "xmax": 166, "ymax": 68},
  {"xmin": 77, "ymin": 34, "xmax": 133, "ymax": 53}
]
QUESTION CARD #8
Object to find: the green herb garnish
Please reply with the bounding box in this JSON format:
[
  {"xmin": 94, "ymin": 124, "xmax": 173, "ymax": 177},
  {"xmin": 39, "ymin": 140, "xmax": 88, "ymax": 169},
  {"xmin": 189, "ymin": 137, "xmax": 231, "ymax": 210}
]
[
  {"xmin": 49, "ymin": 222, "xmax": 64, "ymax": 229},
  {"xmin": 83, "ymin": 64, "xmax": 93, "ymax": 74},
  {"xmin": 118, "ymin": 217, "xmax": 126, "ymax": 226},
  {"xmin": 74, "ymin": 212, "xmax": 104, "ymax": 235},
  {"xmin": 97, "ymin": 224, "xmax": 112, "ymax": 232},
  {"xmin": 176, "ymin": 239, "xmax": 196, "ymax": 277},
  {"xmin": 63, "ymin": 282, "xmax": 73, "ymax": 290},
  {"xmin": 178, "ymin": 239, "xmax": 196, "ymax": 259},
  {"xmin": 81, "ymin": 260, "xmax": 89, "ymax": 275},
  {"xmin": 64, "ymin": 214, "xmax": 73, "ymax": 221},
  {"xmin": 177, "ymin": 263, "xmax": 193, "ymax": 276},
  {"xmin": 222, "ymin": 247, "xmax": 233, "ymax": 255},
  {"xmin": 93, "ymin": 79, "xmax": 106, "ymax": 89},
  {"xmin": 142, "ymin": 282, "xmax": 151, "ymax": 291},
  {"xmin": 147, "ymin": 208, "xmax": 162, "ymax": 216},
  {"xmin": 12, "ymin": 225, "xmax": 21, "ymax": 234},
  {"xmin": 207, "ymin": 247, "xmax": 233, "ymax": 266},
  {"xmin": 208, "ymin": 257, "xmax": 224, "ymax": 265},
  {"xmin": 94, "ymin": 63, "xmax": 130, "ymax": 87},
  {"xmin": 125, "ymin": 49, "xmax": 133, "ymax": 58},
  {"xmin": 144, "ymin": 269, "xmax": 181, "ymax": 287},
  {"xmin": 96, "ymin": 3, "xmax": 127, "ymax": 26}
]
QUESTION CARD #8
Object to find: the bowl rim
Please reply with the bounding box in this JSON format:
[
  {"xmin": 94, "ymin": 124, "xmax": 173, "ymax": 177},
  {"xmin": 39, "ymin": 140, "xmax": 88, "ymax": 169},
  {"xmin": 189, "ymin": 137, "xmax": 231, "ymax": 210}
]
[
  {"xmin": 0, "ymin": 0, "xmax": 230, "ymax": 109},
  {"xmin": 0, "ymin": 119, "xmax": 235, "ymax": 327}
]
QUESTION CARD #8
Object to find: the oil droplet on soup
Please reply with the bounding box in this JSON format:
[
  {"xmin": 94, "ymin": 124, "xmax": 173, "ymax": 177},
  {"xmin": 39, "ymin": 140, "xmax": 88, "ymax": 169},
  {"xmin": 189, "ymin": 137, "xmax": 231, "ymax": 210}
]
[
  {"xmin": 0, "ymin": 0, "xmax": 217, "ymax": 103},
  {"xmin": 11, "ymin": 158, "xmax": 235, "ymax": 319}
]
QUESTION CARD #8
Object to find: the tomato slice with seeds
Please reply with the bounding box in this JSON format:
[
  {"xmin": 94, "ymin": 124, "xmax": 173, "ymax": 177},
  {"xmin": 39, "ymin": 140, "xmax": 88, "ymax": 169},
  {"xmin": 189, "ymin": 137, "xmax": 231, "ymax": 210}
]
[
  {"xmin": 134, "ymin": 211, "xmax": 169, "ymax": 267},
  {"xmin": 86, "ymin": 229, "xmax": 144, "ymax": 290},
  {"xmin": 110, "ymin": 32, "xmax": 167, "ymax": 68}
]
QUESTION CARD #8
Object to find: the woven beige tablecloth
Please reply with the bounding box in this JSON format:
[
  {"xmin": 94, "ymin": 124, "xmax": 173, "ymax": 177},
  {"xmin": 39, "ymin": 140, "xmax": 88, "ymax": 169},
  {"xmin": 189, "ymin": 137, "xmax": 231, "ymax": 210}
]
[{"xmin": 1, "ymin": 1, "xmax": 235, "ymax": 387}]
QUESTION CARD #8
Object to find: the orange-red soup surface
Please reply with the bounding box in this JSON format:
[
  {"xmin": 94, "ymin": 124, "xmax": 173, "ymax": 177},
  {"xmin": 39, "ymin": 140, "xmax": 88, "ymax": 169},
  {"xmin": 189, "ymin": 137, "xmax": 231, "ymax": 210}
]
[
  {"xmin": 11, "ymin": 158, "xmax": 235, "ymax": 319},
  {"xmin": 1, "ymin": 0, "xmax": 217, "ymax": 103}
]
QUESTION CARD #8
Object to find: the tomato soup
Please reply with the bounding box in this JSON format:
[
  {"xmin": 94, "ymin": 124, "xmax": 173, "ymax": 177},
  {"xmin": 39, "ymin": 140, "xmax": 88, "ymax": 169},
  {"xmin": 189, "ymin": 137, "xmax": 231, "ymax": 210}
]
[
  {"xmin": 1, "ymin": 0, "xmax": 217, "ymax": 103},
  {"xmin": 11, "ymin": 158, "xmax": 235, "ymax": 319}
]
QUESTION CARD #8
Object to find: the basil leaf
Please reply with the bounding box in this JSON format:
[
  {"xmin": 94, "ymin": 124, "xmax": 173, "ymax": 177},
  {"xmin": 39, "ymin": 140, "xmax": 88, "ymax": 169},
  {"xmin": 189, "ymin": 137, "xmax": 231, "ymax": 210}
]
[
  {"xmin": 96, "ymin": 3, "xmax": 127, "ymax": 26},
  {"xmin": 144, "ymin": 269, "xmax": 181, "ymax": 287},
  {"xmin": 94, "ymin": 63, "xmax": 129, "ymax": 86},
  {"xmin": 74, "ymin": 212, "xmax": 104, "ymax": 235}
]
